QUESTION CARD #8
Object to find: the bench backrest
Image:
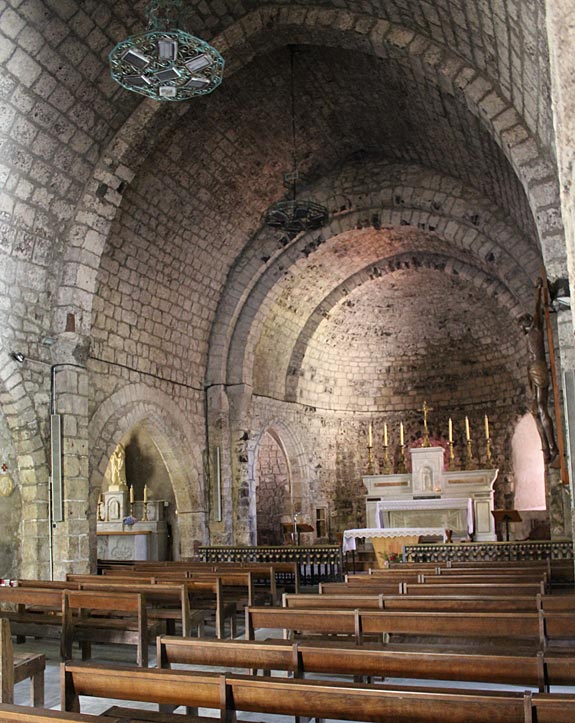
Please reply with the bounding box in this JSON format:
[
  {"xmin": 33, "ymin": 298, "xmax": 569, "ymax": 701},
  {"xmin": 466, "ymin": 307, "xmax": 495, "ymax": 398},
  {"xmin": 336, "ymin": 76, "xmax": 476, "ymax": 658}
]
[
  {"xmin": 61, "ymin": 661, "xmax": 575, "ymax": 723},
  {"xmin": 282, "ymin": 593, "xmax": 540, "ymax": 612},
  {"xmin": 245, "ymin": 605, "xmax": 575, "ymax": 645}
]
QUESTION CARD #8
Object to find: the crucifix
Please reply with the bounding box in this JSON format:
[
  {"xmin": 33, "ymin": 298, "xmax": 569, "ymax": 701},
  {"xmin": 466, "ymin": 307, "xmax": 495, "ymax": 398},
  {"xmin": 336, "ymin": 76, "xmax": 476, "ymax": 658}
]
[{"xmin": 419, "ymin": 400, "xmax": 433, "ymax": 447}]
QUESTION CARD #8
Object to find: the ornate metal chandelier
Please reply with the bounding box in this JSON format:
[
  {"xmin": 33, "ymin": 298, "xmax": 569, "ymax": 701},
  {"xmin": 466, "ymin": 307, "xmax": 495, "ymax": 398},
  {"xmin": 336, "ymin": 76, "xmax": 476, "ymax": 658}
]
[
  {"xmin": 109, "ymin": 0, "xmax": 224, "ymax": 101},
  {"xmin": 263, "ymin": 47, "xmax": 328, "ymax": 235}
]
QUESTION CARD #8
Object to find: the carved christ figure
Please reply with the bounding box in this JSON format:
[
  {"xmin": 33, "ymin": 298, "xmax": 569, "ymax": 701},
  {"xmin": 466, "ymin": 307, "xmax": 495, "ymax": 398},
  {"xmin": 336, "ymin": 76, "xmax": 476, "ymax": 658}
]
[{"xmin": 519, "ymin": 278, "xmax": 558, "ymax": 463}]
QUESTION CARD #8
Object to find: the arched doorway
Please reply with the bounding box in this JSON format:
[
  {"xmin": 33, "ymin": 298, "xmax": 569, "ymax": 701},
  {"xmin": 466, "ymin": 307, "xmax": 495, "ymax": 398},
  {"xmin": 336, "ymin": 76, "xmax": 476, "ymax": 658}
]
[{"xmin": 254, "ymin": 431, "xmax": 292, "ymax": 545}]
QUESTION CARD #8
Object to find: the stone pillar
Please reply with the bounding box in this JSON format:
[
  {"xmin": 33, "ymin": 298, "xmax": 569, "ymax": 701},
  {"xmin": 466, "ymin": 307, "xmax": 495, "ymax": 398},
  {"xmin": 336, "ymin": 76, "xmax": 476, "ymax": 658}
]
[
  {"xmin": 546, "ymin": 1, "xmax": 575, "ymax": 546},
  {"xmin": 227, "ymin": 383, "xmax": 254, "ymax": 545},
  {"xmin": 206, "ymin": 384, "xmax": 231, "ymax": 544},
  {"xmin": 49, "ymin": 333, "xmax": 90, "ymax": 578}
]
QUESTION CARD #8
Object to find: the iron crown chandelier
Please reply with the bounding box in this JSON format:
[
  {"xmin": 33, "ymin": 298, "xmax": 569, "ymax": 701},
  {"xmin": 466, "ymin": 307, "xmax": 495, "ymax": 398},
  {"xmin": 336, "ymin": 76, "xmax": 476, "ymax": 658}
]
[
  {"xmin": 263, "ymin": 46, "xmax": 329, "ymax": 236},
  {"xmin": 109, "ymin": 0, "xmax": 224, "ymax": 101}
]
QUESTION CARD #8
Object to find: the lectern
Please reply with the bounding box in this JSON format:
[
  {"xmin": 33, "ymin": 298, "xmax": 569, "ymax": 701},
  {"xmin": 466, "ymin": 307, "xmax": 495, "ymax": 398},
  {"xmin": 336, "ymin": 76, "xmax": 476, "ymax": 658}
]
[
  {"xmin": 492, "ymin": 509, "xmax": 522, "ymax": 542},
  {"xmin": 281, "ymin": 522, "xmax": 314, "ymax": 545}
]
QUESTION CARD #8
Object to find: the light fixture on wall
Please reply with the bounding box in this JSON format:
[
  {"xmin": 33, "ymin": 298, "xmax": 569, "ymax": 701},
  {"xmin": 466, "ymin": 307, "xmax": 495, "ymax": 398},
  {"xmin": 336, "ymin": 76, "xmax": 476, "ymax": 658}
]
[
  {"xmin": 262, "ymin": 46, "xmax": 329, "ymax": 236},
  {"xmin": 549, "ymin": 277, "xmax": 570, "ymax": 311},
  {"xmin": 109, "ymin": 0, "xmax": 224, "ymax": 101}
]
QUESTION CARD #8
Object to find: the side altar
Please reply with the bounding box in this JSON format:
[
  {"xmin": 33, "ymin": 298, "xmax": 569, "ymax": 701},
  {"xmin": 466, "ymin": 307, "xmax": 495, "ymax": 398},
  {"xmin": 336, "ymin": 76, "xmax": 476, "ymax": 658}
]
[
  {"xmin": 97, "ymin": 484, "xmax": 168, "ymax": 561},
  {"xmin": 363, "ymin": 446, "xmax": 498, "ymax": 542}
]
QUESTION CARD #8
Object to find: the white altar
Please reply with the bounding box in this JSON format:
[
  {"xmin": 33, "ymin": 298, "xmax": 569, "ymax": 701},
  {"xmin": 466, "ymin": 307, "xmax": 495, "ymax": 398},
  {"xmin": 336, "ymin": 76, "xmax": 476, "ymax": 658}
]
[
  {"xmin": 363, "ymin": 446, "xmax": 498, "ymax": 541},
  {"xmin": 97, "ymin": 490, "xmax": 168, "ymax": 561}
]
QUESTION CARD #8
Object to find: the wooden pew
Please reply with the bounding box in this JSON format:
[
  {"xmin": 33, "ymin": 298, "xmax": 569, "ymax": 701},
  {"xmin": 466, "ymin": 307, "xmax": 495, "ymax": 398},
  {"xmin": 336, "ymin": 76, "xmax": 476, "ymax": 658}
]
[
  {"xmin": 0, "ymin": 617, "xmax": 45, "ymax": 706},
  {"xmin": 244, "ymin": 605, "xmax": 575, "ymax": 647},
  {"xmin": 282, "ymin": 592, "xmax": 543, "ymax": 612},
  {"xmin": 0, "ymin": 587, "xmax": 67, "ymax": 652},
  {"xmin": 63, "ymin": 590, "xmax": 160, "ymax": 667},
  {"xmin": 156, "ymin": 633, "xmax": 575, "ymax": 692},
  {"xmin": 67, "ymin": 576, "xmax": 235, "ymax": 639},
  {"xmin": 60, "ymin": 660, "xmax": 575, "ymax": 723},
  {"xmin": 0, "ymin": 705, "xmax": 120, "ymax": 722},
  {"xmin": 320, "ymin": 580, "xmax": 546, "ymax": 596}
]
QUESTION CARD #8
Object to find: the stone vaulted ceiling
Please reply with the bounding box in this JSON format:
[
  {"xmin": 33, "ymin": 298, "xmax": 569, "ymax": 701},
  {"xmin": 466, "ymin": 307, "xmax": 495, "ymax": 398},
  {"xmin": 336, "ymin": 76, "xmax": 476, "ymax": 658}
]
[{"xmin": 77, "ymin": 1, "xmax": 558, "ymax": 412}]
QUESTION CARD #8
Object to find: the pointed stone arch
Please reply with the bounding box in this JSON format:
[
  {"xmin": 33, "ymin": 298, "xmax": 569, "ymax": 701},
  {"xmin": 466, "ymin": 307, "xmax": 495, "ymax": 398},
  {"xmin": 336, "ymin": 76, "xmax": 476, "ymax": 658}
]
[
  {"xmin": 89, "ymin": 383, "xmax": 206, "ymax": 564},
  {"xmin": 247, "ymin": 417, "xmax": 311, "ymax": 544}
]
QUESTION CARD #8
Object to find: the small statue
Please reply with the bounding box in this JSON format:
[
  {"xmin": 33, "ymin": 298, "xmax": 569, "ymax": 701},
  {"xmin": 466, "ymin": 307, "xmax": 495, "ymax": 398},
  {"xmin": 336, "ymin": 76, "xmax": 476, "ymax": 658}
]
[
  {"xmin": 109, "ymin": 442, "xmax": 128, "ymax": 490},
  {"xmin": 519, "ymin": 278, "xmax": 558, "ymax": 463}
]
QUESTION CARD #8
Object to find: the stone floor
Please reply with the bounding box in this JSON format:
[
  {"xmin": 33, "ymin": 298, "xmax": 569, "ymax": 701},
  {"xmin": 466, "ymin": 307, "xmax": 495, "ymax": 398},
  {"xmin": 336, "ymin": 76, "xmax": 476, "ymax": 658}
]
[{"xmin": 11, "ymin": 625, "xmax": 575, "ymax": 719}]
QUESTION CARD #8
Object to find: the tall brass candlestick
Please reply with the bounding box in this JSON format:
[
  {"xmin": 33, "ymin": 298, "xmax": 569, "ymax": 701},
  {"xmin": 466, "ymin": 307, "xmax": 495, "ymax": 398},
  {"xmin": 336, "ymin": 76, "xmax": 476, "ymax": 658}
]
[
  {"xmin": 396, "ymin": 444, "xmax": 407, "ymax": 473},
  {"xmin": 382, "ymin": 444, "xmax": 393, "ymax": 475},
  {"xmin": 366, "ymin": 442, "xmax": 375, "ymax": 475},
  {"xmin": 485, "ymin": 438, "xmax": 493, "ymax": 466},
  {"xmin": 464, "ymin": 439, "xmax": 474, "ymax": 470},
  {"xmin": 447, "ymin": 440, "xmax": 456, "ymax": 470}
]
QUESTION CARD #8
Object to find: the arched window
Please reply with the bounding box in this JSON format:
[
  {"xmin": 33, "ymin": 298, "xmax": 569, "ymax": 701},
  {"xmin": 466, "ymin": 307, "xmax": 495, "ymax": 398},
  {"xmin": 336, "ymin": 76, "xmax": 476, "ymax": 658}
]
[{"xmin": 511, "ymin": 414, "xmax": 546, "ymax": 510}]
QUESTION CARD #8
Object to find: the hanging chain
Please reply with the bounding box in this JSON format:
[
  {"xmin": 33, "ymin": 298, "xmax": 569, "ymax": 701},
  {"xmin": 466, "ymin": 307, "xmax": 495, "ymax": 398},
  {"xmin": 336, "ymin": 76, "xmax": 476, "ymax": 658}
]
[{"xmin": 146, "ymin": 0, "xmax": 186, "ymax": 31}]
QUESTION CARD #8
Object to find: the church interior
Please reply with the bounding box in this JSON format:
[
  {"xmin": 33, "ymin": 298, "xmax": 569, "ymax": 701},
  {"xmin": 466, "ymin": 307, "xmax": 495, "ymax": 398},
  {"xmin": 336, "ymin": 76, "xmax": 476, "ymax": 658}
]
[{"xmin": 2, "ymin": 0, "xmax": 575, "ymax": 720}]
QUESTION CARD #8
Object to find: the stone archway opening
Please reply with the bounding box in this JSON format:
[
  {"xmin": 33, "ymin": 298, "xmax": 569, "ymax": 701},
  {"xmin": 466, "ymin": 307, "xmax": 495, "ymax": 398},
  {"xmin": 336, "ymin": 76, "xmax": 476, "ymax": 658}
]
[
  {"xmin": 98, "ymin": 423, "xmax": 180, "ymax": 562},
  {"xmin": 254, "ymin": 430, "xmax": 292, "ymax": 545}
]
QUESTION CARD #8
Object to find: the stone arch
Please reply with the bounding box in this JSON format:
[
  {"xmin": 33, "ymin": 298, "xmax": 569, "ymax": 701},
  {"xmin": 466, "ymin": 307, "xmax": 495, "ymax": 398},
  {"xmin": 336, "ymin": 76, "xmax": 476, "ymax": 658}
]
[
  {"xmin": 247, "ymin": 417, "xmax": 310, "ymax": 544},
  {"xmin": 207, "ymin": 162, "xmax": 539, "ymax": 389},
  {"xmin": 0, "ymin": 349, "xmax": 50, "ymax": 578},
  {"xmin": 89, "ymin": 383, "xmax": 206, "ymax": 563},
  {"xmin": 50, "ymin": 7, "xmax": 561, "ymax": 348}
]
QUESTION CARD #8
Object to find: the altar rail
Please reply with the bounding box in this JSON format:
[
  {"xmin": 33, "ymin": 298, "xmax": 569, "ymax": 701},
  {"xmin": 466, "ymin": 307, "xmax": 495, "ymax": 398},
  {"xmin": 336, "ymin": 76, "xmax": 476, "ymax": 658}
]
[
  {"xmin": 403, "ymin": 540, "xmax": 574, "ymax": 564},
  {"xmin": 198, "ymin": 546, "xmax": 343, "ymax": 585}
]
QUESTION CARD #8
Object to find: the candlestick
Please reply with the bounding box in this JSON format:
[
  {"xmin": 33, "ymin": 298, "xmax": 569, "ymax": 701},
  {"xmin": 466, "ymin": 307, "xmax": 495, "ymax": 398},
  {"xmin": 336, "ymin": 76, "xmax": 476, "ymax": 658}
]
[
  {"xmin": 464, "ymin": 439, "xmax": 474, "ymax": 470},
  {"xmin": 448, "ymin": 417, "xmax": 453, "ymax": 443},
  {"xmin": 465, "ymin": 416, "xmax": 470, "ymax": 441},
  {"xmin": 368, "ymin": 423, "xmax": 373, "ymax": 448},
  {"xmin": 484, "ymin": 414, "xmax": 489, "ymax": 440},
  {"xmin": 383, "ymin": 422, "xmax": 388, "ymax": 447},
  {"xmin": 400, "ymin": 421, "xmax": 404, "ymax": 446},
  {"xmin": 447, "ymin": 440, "xmax": 455, "ymax": 470}
]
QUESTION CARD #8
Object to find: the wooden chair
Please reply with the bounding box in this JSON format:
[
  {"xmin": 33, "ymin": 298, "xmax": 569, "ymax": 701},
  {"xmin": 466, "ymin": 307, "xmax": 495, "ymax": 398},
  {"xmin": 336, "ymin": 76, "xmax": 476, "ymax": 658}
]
[{"xmin": 0, "ymin": 617, "xmax": 45, "ymax": 706}]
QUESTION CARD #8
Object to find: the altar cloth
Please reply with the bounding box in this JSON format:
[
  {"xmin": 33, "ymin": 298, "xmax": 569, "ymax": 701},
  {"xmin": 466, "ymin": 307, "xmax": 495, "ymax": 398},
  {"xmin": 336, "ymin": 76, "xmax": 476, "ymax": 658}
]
[{"xmin": 342, "ymin": 527, "xmax": 446, "ymax": 553}]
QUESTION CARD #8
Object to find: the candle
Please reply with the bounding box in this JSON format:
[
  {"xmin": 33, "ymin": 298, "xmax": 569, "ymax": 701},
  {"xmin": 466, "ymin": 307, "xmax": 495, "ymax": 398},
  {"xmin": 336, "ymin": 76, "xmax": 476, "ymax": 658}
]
[
  {"xmin": 129, "ymin": 485, "xmax": 134, "ymax": 503},
  {"xmin": 465, "ymin": 416, "xmax": 470, "ymax": 441},
  {"xmin": 448, "ymin": 417, "xmax": 453, "ymax": 443},
  {"xmin": 144, "ymin": 484, "xmax": 148, "ymax": 503},
  {"xmin": 400, "ymin": 422, "xmax": 404, "ymax": 446},
  {"xmin": 368, "ymin": 423, "xmax": 373, "ymax": 447},
  {"xmin": 98, "ymin": 494, "xmax": 102, "ymax": 505},
  {"xmin": 484, "ymin": 414, "xmax": 489, "ymax": 440},
  {"xmin": 383, "ymin": 423, "xmax": 388, "ymax": 447}
]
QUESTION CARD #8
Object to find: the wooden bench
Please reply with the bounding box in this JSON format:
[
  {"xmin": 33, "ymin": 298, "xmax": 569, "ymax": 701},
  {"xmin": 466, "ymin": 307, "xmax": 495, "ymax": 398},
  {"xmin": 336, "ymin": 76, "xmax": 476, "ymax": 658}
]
[
  {"xmin": 0, "ymin": 702, "xmax": 188, "ymax": 722},
  {"xmin": 67, "ymin": 576, "xmax": 235, "ymax": 639},
  {"xmin": 244, "ymin": 605, "xmax": 575, "ymax": 647},
  {"xmin": 60, "ymin": 660, "xmax": 575, "ymax": 723},
  {"xmin": 156, "ymin": 633, "xmax": 575, "ymax": 692},
  {"xmin": 0, "ymin": 587, "xmax": 67, "ymax": 653},
  {"xmin": 0, "ymin": 617, "xmax": 45, "ymax": 706},
  {"xmin": 320, "ymin": 580, "xmax": 546, "ymax": 596},
  {"xmin": 282, "ymin": 592, "xmax": 543, "ymax": 612},
  {"xmin": 63, "ymin": 589, "xmax": 161, "ymax": 667}
]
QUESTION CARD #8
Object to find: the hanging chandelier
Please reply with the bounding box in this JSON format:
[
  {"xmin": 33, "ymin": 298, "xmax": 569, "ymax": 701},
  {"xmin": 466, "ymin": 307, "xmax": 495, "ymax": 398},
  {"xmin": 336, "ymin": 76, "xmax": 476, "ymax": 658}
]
[
  {"xmin": 109, "ymin": 0, "xmax": 224, "ymax": 101},
  {"xmin": 263, "ymin": 47, "xmax": 329, "ymax": 236}
]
